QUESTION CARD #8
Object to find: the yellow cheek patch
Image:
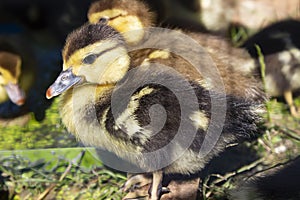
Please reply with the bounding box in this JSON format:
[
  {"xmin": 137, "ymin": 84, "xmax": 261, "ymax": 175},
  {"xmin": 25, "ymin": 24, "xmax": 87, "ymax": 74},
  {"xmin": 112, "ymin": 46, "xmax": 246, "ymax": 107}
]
[
  {"xmin": 63, "ymin": 40, "xmax": 130, "ymax": 85},
  {"xmin": 110, "ymin": 15, "xmax": 143, "ymax": 32},
  {"xmin": 110, "ymin": 15, "xmax": 144, "ymax": 45},
  {"xmin": 63, "ymin": 55, "xmax": 82, "ymax": 74},
  {"xmin": 63, "ymin": 41, "xmax": 118, "ymax": 75},
  {"xmin": 88, "ymin": 8, "xmax": 144, "ymax": 45}
]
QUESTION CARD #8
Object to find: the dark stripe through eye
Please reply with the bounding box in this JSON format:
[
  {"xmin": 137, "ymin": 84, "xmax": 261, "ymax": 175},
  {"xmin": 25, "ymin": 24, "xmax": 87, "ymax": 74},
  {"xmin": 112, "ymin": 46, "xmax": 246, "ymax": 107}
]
[{"xmin": 82, "ymin": 44, "xmax": 123, "ymax": 65}]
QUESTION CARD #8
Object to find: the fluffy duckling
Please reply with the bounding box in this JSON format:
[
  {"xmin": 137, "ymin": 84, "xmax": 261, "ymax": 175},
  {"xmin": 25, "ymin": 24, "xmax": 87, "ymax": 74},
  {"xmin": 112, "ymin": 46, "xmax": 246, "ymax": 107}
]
[
  {"xmin": 0, "ymin": 51, "xmax": 25, "ymax": 106},
  {"xmin": 0, "ymin": 38, "xmax": 36, "ymax": 122},
  {"xmin": 87, "ymin": 0, "xmax": 260, "ymax": 98},
  {"xmin": 242, "ymin": 19, "xmax": 300, "ymax": 117},
  {"xmin": 87, "ymin": 0, "xmax": 263, "ymax": 198},
  {"xmin": 88, "ymin": 0, "xmax": 255, "ymax": 78},
  {"xmin": 46, "ymin": 23, "xmax": 265, "ymax": 200},
  {"xmin": 88, "ymin": 0, "xmax": 155, "ymax": 45},
  {"xmin": 0, "ymin": 22, "xmax": 62, "ymax": 123}
]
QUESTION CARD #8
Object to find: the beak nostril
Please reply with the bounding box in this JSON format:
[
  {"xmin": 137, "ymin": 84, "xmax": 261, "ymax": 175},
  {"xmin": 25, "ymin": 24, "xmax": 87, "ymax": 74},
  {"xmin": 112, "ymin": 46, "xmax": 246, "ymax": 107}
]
[{"xmin": 61, "ymin": 75, "xmax": 67, "ymax": 81}]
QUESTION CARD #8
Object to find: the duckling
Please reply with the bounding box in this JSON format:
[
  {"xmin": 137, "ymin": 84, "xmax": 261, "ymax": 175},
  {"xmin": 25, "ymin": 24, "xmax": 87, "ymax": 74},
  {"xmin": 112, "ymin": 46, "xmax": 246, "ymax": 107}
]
[
  {"xmin": 0, "ymin": 37, "xmax": 37, "ymax": 123},
  {"xmin": 0, "ymin": 51, "xmax": 25, "ymax": 106},
  {"xmin": 242, "ymin": 19, "xmax": 300, "ymax": 117},
  {"xmin": 87, "ymin": 0, "xmax": 259, "ymax": 98},
  {"xmin": 46, "ymin": 23, "xmax": 265, "ymax": 200},
  {"xmin": 87, "ymin": 0, "xmax": 263, "ymax": 198}
]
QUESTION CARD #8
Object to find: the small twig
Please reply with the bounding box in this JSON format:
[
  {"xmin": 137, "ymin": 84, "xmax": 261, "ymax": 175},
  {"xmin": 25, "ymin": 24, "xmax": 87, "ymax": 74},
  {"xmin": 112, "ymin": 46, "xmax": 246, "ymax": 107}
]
[
  {"xmin": 275, "ymin": 126, "xmax": 300, "ymax": 141},
  {"xmin": 37, "ymin": 162, "xmax": 72, "ymax": 200},
  {"xmin": 244, "ymin": 156, "xmax": 300, "ymax": 180},
  {"xmin": 210, "ymin": 158, "xmax": 264, "ymax": 185},
  {"xmin": 203, "ymin": 158, "xmax": 264, "ymax": 199},
  {"xmin": 255, "ymin": 44, "xmax": 271, "ymax": 122},
  {"xmin": 258, "ymin": 138, "xmax": 272, "ymax": 152}
]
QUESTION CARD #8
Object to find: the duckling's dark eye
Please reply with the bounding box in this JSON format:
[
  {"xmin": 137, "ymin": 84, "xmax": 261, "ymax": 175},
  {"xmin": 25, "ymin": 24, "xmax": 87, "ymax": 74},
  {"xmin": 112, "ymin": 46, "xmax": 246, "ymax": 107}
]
[
  {"xmin": 99, "ymin": 17, "xmax": 109, "ymax": 24},
  {"xmin": 83, "ymin": 54, "xmax": 97, "ymax": 64},
  {"xmin": 0, "ymin": 72, "xmax": 2, "ymax": 76}
]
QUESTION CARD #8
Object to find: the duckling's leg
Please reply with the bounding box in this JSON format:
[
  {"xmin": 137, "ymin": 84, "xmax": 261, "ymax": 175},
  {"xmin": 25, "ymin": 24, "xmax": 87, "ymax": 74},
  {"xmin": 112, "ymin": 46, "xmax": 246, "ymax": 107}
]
[
  {"xmin": 123, "ymin": 173, "xmax": 152, "ymax": 192},
  {"xmin": 149, "ymin": 170, "xmax": 164, "ymax": 200},
  {"xmin": 284, "ymin": 90, "xmax": 300, "ymax": 117},
  {"xmin": 123, "ymin": 171, "xmax": 168, "ymax": 200},
  {"xmin": 160, "ymin": 177, "xmax": 200, "ymax": 200}
]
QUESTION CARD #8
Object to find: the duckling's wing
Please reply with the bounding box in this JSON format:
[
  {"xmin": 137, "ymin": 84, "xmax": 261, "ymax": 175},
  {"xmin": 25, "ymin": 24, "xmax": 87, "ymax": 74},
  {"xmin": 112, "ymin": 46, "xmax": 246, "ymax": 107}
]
[{"xmin": 104, "ymin": 63, "xmax": 264, "ymax": 153}]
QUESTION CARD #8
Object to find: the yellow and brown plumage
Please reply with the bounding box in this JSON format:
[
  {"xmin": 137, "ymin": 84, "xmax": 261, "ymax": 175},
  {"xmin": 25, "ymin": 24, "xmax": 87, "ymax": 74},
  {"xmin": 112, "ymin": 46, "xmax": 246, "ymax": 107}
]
[
  {"xmin": 65, "ymin": 0, "xmax": 265, "ymax": 199},
  {"xmin": 88, "ymin": 0, "xmax": 155, "ymax": 45},
  {"xmin": 86, "ymin": 0, "xmax": 266, "ymax": 199},
  {"xmin": 46, "ymin": 22, "xmax": 265, "ymax": 200}
]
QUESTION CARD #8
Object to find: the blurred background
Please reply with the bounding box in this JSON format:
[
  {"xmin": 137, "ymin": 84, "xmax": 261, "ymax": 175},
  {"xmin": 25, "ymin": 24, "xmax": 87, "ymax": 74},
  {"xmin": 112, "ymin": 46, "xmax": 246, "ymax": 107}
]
[{"xmin": 0, "ymin": 0, "xmax": 299, "ymax": 199}]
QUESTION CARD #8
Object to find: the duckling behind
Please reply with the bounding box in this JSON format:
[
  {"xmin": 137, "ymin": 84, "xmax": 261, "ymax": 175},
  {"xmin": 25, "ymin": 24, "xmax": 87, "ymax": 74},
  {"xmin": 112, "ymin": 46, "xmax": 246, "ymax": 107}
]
[
  {"xmin": 242, "ymin": 19, "xmax": 300, "ymax": 117},
  {"xmin": 87, "ymin": 0, "xmax": 261, "ymax": 100},
  {"xmin": 0, "ymin": 51, "xmax": 25, "ymax": 105},
  {"xmin": 88, "ymin": 0, "xmax": 155, "ymax": 45},
  {"xmin": 0, "ymin": 35, "xmax": 36, "ymax": 123}
]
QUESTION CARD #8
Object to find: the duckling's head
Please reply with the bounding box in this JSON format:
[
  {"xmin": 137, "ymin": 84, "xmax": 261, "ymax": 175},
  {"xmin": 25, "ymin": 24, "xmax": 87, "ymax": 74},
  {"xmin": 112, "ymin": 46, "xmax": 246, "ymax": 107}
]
[
  {"xmin": 87, "ymin": 0, "xmax": 155, "ymax": 45},
  {"xmin": 46, "ymin": 23, "xmax": 130, "ymax": 99},
  {"xmin": 0, "ymin": 51, "xmax": 25, "ymax": 105}
]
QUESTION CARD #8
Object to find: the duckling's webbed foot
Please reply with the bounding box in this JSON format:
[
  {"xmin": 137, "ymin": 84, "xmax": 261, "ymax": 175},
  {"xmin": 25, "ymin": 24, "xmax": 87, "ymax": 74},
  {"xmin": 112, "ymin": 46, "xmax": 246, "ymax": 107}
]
[
  {"xmin": 123, "ymin": 173, "xmax": 152, "ymax": 192},
  {"xmin": 148, "ymin": 171, "xmax": 166, "ymax": 200},
  {"xmin": 123, "ymin": 171, "xmax": 168, "ymax": 200},
  {"xmin": 284, "ymin": 90, "xmax": 300, "ymax": 118},
  {"xmin": 122, "ymin": 173, "xmax": 152, "ymax": 200},
  {"xmin": 290, "ymin": 105, "xmax": 300, "ymax": 118}
]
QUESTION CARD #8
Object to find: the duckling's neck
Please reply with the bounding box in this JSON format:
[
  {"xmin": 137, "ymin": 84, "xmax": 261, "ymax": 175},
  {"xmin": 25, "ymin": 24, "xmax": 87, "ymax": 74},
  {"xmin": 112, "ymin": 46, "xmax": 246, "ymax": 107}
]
[
  {"xmin": 59, "ymin": 83, "xmax": 140, "ymax": 158},
  {"xmin": 59, "ymin": 83, "xmax": 113, "ymax": 139}
]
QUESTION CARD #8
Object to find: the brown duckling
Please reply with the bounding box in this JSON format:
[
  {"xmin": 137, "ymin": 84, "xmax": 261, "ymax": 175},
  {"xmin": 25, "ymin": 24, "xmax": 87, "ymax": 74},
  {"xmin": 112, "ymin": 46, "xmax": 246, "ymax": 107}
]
[
  {"xmin": 46, "ymin": 23, "xmax": 265, "ymax": 200},
  {"xmin": 242, "ymin": 19, "xmax": 300, "ymax": 117},
  {"xmin": 87, "ymin": 0, "xmax": 260, "ymax": 98}
]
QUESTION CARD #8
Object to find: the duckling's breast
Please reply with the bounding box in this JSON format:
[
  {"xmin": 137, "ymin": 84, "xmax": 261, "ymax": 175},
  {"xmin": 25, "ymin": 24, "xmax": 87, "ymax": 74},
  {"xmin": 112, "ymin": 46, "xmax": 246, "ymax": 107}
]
[{"xmin": 59, "ymin": 84, "xmax": 142, "ymax": 154}]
